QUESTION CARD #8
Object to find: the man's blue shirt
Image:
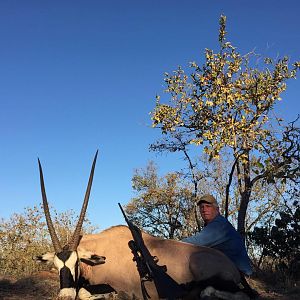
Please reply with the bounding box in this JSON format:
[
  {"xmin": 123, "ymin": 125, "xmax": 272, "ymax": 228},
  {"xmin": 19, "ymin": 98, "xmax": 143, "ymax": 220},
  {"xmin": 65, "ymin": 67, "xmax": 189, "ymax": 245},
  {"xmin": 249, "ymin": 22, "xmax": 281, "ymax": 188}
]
[{"xmin": 182, "ymin": 215, "xmax": 253, "ymax": 275}]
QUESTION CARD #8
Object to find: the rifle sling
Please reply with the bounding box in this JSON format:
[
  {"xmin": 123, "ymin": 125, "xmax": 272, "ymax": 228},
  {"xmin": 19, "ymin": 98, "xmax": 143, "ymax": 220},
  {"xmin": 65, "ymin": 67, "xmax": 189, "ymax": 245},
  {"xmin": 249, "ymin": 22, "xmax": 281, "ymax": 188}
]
[{"xmin": 141, "ymin": 278, "xmax": 151, "ymax": 300}]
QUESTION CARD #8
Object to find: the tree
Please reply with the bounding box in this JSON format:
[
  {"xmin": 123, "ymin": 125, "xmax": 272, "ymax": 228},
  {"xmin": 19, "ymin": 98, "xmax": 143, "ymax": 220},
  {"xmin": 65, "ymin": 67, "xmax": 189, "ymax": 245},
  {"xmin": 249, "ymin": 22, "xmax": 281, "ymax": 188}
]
[
  {"xmin": 127, "ymin": 155, "xmax": 285, "ymax": 244},
  {"xmin": 150, "ymin": 15, "xmax": 300, "ymax": 236},
  {"xmin": 125, "ymin": 161, "xmax": 197, "ymax": 239}
]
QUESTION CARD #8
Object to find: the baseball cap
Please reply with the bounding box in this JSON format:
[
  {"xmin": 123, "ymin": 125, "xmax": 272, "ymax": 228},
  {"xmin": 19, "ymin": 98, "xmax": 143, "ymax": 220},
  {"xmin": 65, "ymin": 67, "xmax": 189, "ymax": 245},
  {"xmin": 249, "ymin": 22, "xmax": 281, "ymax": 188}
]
[{"xmin": 197, "ymin": 194, "xmax": 218, "ymax": 207}]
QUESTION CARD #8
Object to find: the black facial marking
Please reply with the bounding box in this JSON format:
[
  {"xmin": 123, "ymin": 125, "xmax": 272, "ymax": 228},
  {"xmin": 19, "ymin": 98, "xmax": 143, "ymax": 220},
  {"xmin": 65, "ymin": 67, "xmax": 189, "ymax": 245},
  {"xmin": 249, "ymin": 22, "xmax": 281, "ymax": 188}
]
[
  {"xmin": 35, "ymin": 255, "xmax": 47, "ymax": 262},
  {"xmin": 60, "ymin": 265, "xmax": 76, "ymax": 289},
  {"xmin": 56, "ymin": 250, "xmax": 79, "ymax": 289},
  {"xmin": 78, "ymin": 277, "xmax": 116, "ymax": 294},
  {"xmin": 80, "ymin": 255, "xmax": 106, "ymax": 266},
  {"xmin": 57, "ymin": 250, "xmax": 73, "ymax": 262}
]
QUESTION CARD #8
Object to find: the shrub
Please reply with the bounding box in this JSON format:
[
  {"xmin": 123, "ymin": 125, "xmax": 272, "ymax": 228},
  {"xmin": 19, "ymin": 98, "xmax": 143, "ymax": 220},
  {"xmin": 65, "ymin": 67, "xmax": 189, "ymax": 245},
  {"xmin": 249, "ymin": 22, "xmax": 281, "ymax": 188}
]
[
  {"xmin": 249, "ymin": 200, "xmax": 300, "ymax": 285},
  {"xmin": 0, "ymin": 205, "xmax": 98, "ymax": 277}
]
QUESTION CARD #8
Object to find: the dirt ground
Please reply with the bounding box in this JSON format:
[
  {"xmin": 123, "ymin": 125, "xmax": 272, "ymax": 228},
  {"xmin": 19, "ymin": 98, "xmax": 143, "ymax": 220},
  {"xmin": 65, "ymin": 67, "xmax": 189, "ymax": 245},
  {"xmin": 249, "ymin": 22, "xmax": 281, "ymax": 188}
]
[
  {"xmin": 0, "ymin": 271, "xmax": 299, "ymax": 300},
  {"xmin": 0, "ymin": 271, "xmax": 58, "ymax": 300}
]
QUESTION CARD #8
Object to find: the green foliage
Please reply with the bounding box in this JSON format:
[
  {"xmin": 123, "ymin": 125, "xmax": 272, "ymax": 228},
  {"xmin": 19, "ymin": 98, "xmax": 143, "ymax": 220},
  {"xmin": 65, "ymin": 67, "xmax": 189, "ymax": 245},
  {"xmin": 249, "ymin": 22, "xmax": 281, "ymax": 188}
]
[
  {"xmin": 128, "ymin": 154, "xmax": 285, "ymax": 242},
  {"xmin": 126, "ymin": 161, "xmax": 197, "ymax": 239},
  {"xmin": 0, "ymin": 205, "xmax": 97, "ymax": 277},
  {"xmin": 249, "ymin": 200, "xmax": 300, "ymax": 283}
]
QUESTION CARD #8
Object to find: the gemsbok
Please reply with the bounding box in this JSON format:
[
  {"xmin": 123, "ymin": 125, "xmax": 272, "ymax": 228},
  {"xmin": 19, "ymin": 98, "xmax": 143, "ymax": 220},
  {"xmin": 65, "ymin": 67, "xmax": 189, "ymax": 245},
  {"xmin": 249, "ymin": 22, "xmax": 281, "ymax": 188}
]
[{"xmin": 36, "ymin": 151, "xmax": 251, "ymax": 300}]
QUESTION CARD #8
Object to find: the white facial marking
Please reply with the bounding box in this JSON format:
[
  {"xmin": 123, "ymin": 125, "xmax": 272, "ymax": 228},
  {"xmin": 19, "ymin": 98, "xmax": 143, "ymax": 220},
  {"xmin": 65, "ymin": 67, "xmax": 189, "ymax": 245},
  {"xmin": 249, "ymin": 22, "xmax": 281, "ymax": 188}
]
[
  {"xmin": 52, "ymin": 251, "xmax": 80, "ymax": 298},
  {"xmin": 78, "ymin": 288, "xmax": 116, "ymax": 300},
  {"xmin": 41, "ymin": 252, "xmax": 55, "ymax": 262},
  {"xmin": 78, "ymin": 287, "xmax": 92, "ymax": 299},
  {"xmin": 65, "ymin": 251, "xmax": 79, "ymax": 280},
  {"xmin": 53, "ymin": 255, "xmax": 64, "ymax": 271},
  {"xmin": 65, "ymin": 251, "xmax": 78, "ymax": 268},
  {"xmin": 58, "ymin": 287, "xmax": 77, "ymax": 299}
]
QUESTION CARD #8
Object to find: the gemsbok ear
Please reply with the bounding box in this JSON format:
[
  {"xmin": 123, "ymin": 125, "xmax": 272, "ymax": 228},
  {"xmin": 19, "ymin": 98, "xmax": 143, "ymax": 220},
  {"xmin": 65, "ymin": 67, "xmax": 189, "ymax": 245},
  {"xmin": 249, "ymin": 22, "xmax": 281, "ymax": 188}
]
[
  {"xmin": 80, "ymin": 254, "xmax": 106, "ymax": 266},
  {"xmin": 34, "ymin": 252, "xmax": 55, "ymax": 263},
  {"xmin": 78, "ymin": 249, "xmax": 106, "ymax": 266}
]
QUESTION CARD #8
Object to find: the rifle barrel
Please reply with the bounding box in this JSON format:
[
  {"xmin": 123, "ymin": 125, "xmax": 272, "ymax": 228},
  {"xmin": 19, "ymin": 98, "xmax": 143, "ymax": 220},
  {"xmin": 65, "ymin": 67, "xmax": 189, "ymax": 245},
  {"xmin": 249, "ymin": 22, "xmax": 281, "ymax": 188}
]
[{"xmin": 118, "ymin": 202, "xmax": 129, "ymax": 223}]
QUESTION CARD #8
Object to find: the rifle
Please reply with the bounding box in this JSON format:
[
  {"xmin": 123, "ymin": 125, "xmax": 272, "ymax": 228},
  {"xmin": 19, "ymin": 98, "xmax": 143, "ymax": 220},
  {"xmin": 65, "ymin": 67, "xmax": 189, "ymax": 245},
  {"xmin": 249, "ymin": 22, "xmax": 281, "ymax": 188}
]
[{"xmin": 118, "ymin": 203, "xmax": 185, "ymax": 300}]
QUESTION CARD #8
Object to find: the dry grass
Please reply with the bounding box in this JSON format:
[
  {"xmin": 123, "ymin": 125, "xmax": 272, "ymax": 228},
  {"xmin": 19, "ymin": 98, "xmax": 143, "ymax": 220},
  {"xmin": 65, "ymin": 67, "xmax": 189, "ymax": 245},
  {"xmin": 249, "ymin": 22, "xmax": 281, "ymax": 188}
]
[{"xmin": 247, "ymin": 274, "xmax": 300, "ymax": 300}]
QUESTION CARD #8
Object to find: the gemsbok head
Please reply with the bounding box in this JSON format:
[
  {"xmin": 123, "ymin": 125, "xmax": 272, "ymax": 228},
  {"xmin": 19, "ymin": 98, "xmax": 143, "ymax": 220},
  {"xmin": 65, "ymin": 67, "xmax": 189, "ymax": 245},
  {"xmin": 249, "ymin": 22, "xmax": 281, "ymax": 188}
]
[{"xmin": 35, "ymin": 151, "xmax": 106, "ymax": 299}]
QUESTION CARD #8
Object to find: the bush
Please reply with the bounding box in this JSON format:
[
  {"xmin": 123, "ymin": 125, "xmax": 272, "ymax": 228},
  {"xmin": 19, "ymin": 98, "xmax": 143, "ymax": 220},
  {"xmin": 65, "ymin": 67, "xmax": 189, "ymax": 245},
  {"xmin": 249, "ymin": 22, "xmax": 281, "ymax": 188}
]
[
  {"xmin": 249, "ymin": 200, "xmax": 300, "ymax": 285},
  {"xmin": 0, "ymin": 205, "xmax": 98, "ymax": 277}
]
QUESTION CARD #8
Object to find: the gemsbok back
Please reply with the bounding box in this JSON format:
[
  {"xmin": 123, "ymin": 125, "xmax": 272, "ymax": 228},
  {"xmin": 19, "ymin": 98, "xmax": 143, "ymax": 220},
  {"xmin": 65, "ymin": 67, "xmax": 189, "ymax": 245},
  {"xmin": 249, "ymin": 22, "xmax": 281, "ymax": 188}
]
[{"xmin": 36, "ymin": 151, "xmax": 251, "ymax": 300}]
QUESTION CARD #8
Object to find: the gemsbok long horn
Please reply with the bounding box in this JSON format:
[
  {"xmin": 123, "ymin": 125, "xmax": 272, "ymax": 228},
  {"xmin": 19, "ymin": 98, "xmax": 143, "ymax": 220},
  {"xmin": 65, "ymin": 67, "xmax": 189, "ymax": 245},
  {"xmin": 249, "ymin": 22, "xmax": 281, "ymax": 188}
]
[
  {"xmin": 38, "ymin": 158, "xmax": 62, "ymax": 253},
  {"xmin": 68, "ymin": 150, "xmax": 98, "ymax": 251}
]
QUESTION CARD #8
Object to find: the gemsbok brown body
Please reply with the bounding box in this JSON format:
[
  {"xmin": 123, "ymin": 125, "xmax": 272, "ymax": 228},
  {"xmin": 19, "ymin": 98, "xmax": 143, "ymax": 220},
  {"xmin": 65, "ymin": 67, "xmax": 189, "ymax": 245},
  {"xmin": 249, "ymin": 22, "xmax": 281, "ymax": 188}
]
[
  {"xmin": 36, "ymin": 151, "xmax": 250, "ymax": 300},
  {"xmin": 78, "ymin": 225, "xmax": 249, "ymax": 300}
]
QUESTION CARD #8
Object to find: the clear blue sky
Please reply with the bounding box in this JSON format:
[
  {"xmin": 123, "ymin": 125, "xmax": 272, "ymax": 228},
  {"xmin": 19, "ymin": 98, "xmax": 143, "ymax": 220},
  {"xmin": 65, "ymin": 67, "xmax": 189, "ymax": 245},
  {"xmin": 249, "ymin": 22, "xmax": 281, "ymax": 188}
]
[{"xmin": 0, "ymin": 0, "xmax": 299, "ymax": 230}]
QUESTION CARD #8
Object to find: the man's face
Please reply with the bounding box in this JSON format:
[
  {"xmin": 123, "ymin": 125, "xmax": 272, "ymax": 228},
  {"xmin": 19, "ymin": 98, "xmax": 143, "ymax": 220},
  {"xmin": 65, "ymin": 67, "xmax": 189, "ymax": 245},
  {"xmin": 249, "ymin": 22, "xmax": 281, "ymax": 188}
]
[{"xmin": 198, "ymin": 202, "xmax": 219, "ymax": 223}]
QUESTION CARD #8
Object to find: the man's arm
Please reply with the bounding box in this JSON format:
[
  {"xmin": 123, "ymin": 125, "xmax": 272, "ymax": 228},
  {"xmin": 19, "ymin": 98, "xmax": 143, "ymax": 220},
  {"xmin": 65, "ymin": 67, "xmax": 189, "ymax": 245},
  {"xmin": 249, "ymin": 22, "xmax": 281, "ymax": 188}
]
[{"xmin": 182, "ymin": 219, "xmax": 228, "ymax": 247}]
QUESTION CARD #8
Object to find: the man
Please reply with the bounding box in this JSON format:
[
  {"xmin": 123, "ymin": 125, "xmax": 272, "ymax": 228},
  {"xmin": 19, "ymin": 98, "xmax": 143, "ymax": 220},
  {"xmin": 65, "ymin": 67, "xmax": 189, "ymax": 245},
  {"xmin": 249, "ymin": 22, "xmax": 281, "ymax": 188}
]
[{"xmin": 182, "ymin": 194, "xmax": 253, "ymax": 276}]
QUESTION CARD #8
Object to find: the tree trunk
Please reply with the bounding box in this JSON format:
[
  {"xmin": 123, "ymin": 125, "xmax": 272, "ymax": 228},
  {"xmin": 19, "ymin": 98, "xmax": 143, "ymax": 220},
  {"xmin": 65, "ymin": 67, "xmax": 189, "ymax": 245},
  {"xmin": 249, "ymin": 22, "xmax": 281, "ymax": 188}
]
[
  {"xmin": 237, "ymin": 191, "xmax": 250, "ymax": 236},
  {"xmin": 194, "ymin": 205, "xmax": 201, "ymax": 231},
  {"xmin": 237, "ymin": 150, "xmax": 252, "ymax": 236}
]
